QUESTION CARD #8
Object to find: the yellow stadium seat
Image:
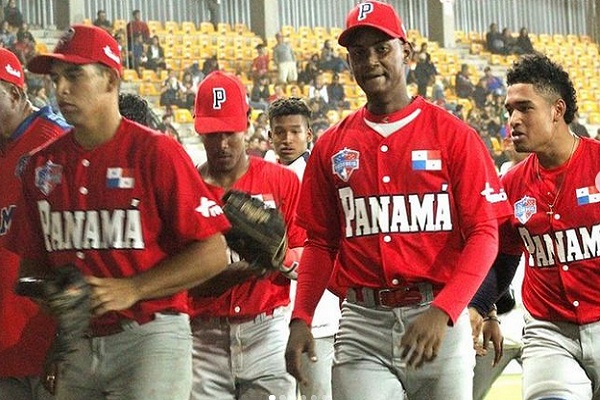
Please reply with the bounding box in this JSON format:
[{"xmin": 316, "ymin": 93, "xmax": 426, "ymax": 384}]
[
  {"xmin": 164, "ymin": 21, "xmax": 180, "ymax": 34},
  {"xmin": 234, "ymin": 23, "xmax": 248, "ymax": 34},
  {"xmin": 141, "ymin": 69, "xmax": 158, "ymax": 82},
  {"xmin": 35, "ymin": 42, "xmax": 48, "ymax": 53},
  {"xmin": 296, "ymin": 26, "xmax": 313, "ymax": 38},
  {"xmin": 174, "ymin": 108, "xmax": 194, "ymax": 124},
  {"xmin": 139, "ymin": 82, "xmax": 160, "ymax": 96},
  {"xmin": 327, "ymin": 110, "xmax": 341, "ymax": 124},
  {"xmin": 122, "ymin": 69, "xmax": 140, "ymax": 82},
  {"xmin": 217, "ymin": 23, "xmax": 231, "ymax": 34},
  {"xmin": 113, "ymin": 19, "xmax": 126, "ymax": 32},
  {"xmin": 588, "ymin": 112, "xmax": 600, "ymax": 125},
  {"xmin": 181, "ymin": 21, "xmax": 196, "ymax": 34},
  {"xmin": 280, "ymin": 25, "xmax": 295, "ymax": 36},
  {"xmin": 82, "ymin": 18, "xmax": 92, "ymax": 25},
  {"xmin": 199, "ymin": 22, "xmax": 214, "ymax": 34},
  {"xmin": 329, "ymin": 27, "xmax": 342, "ymax": 39}
]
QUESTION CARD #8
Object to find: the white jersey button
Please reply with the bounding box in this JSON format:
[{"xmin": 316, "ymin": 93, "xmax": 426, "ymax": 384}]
[
  {"xmin": 79, "ymin": 187, "xmax": 88, "ymax": 195},
  {"xmin": 382, "ymin": 176, "xmax": 390, "ymax": 183},
  {"xmin": 562, "ymin": 265, "xmax": 569, "ymax": 271},
  {"xmin": 573, "ymin": 300, "xmax": 579, "ymax": 307},
  {"xmin": 76, "ymin": 251, "xmax": 85, "ymax": 259},
  {"xmin": 81, "ymin": 159, "xmax": 90, "ymax": 167},
  {"xmin": 234, "ymin": 306, "xmax": 241, "ymax": 313},
  {"xmin": 380, "ymin": 145, "xmax": 389, "ymax": 152},
  {"xmin": 391, "ymin": 278, "xmax": 399, "ymax": 285},
  {"xmin": 554, "ymin": 213, "xmax": 560, "ymax": 220},
  {"xmin": 383, "ymin": 235, "xmax": 391, "ymax": 242}
]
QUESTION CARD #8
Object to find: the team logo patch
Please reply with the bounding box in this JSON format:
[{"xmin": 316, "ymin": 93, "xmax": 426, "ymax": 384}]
[
  {"xmin": 576, "ymin": 185, "xmax": 600, "ymax": 205},
  {"xmin": 15, "ymin": 154, "xmax": 30, "ymax": 178},
  {"xmin": 106, "ymin": 168, "xmax": 135, "ymax": 189},
  {"xmin": 35, "ymin": 160, "xmax": 63, "ymax": 196},
  {"xmin": 514, "ymin": 196, "xmax": 536, "ymax": 224},
  {"xmin": 332, "ymin": 148, "xmax": 360, "ymax": 182},
  {"xmin": 195, "ymin": 196, "xmax": 224, "ymax": 217},
  {"xmin": 412, "ymin": 150, "xmax": 442, "ymax": 171}
]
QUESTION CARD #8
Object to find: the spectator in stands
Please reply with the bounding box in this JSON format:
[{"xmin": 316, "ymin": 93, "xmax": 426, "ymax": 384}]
[
  {"xmin": 327, "ymin": 72, "xmax": 349, "ymax": 110},
  {"xmin": 205, "ymin": 0, "xmax": 221, "ymax": 30},
  {"xmin": 145, "ymin": 35, "xmax": 166, "ymax": 71},
  {"xmin": 473, "ymin": 77, "xmax": 489, "ymax": 109},
  {"xmin": 185, "ymin": 60, "xmax": 204, "ymax": 87},
  {"xmin": 297, "ymin": 53, "xmax": 320, "ymax": 87},
  {"xmin": 126, "ymin": 9, "xmax": 150, "ymax": 46},
  {"xmin": 455, "ymin": 63, "xmax": 475, "ymax": 99},
  {"xmin": 307, "ymin": 96, "xmax": 329, "ymax": 134},
  {"xmin": 29, "ymin": 85, "xmax": 49, "ymax": 108},
  {"xmin": 160, "ymin": 69, "xmax": 185, "ymax": 107},
  {"xmin": 516, "ymin": 27, "xmax": 535, "ymax": 54},
  {"xmin": 273, "ymin": 32, "xmax": 297, "ymax": 84},
  {"xmin": 202, "ymin": 55, "xmax": 220, "ymax": 76},
  {"xmin": 16, "ymin": 22, "xmax": 34, "ymax": 44},
  {"xmin": 179, "ymin": 72, "xmax": 197, "ymax": 110},
  {"xmin": 414, "ymin": 52, "xmax": 437, "ymax": 98},
  {"xmin": 93, "ymin": 10, "xmax": 113, "ymax": 34},
  {"xmin": 246, "ymin": 134, "xmax": 267, "ymax": 157},
  {"xmin": 250, "ymin": 74, "xmax": 271, "ymax": 110},
  {"xmin": 570, "ymin": 112, "xmax": 590, "ymax": 138},
  {"xmin": 318, "ymin": 39, "xmax": 347, "ymax": 72},
  {"xmin": 269, "ymin": 82, "xmax": 286, "ymax": 103},
  {"xmin": 501, "ymin": 27, "xmax": 520, "ymax": 55},
  {"xmin": 13, "ymin": 32, "xmax": 35, "ymax": 64},
  {"xmin": 595, "ymin": 128, "xmax": 600, "ymax": 142},
  {"xmin": 308, "ymin": 72, "xmax": 329, "ymax": 104},
  {"xmin": 128, "ymin": 33, "xmax": 147, "ymax": 70},
  {"xmin": 3, "ymin": 0, "xmax": 22, "ymax": 30},
  {"xmin": 251, "ymin": 43, "xmax": 269, "ymax": 80},
  {"xmin": 483, "ymin": 66, "xmax": 505, "ymax": 96},
  {"xmin": 485, "ymin": 23, "xmax": 505, "ymax": 55},
  {"xmin": 0, "ymin": 20, "xmax": 15, "ymax": 49},
  {"xmin": 113, "ymin": 29, "xmax": 128, "ymax": 67}
]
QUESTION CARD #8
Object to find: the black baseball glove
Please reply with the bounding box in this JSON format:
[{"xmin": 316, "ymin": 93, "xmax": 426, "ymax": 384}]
[
  {"xmin": 15, "ymin": 264, "xmax": 92, "ymax": 360},
  {"xmin": 222, "ymin": 190, "xmax": 288, "ymax": 272}
]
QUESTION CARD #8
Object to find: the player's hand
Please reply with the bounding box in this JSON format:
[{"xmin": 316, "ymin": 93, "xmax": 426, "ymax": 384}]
[
  {"xmin": 399, "ymin": 306, "xmax": 449, "ymax": 369},
  {"xmin": 482, "ymin": 318, "xmax": 504, "ymax": 366},
  {"xmin": 86, "ymin": 276, "xmax": 141, "ymax": 316},
  {"xmin": 469, "ymin": 306, "xmax": 485, "ymax": 354},
  {"xmin": 285, "ymin": 319, "xmax": 316, "ymax": 386}
]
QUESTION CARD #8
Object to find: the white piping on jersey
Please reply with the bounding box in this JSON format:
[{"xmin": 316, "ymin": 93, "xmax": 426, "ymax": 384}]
[{"xmin": 363, "ymin": 108, "xmax": 422, "ymax": 138}]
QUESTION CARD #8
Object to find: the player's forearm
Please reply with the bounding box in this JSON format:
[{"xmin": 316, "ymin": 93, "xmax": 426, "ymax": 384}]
[
  {"xmin": 433, "ymin": 219, "xmax": 499, "ymax": 324},
  {"xmin": 188, "ymin": 261, "xmax": 264, "ymax": 297},
  {"xmin": 469, "ymin": 252, "xmax": 521, "ymax": 316},
  {"xmin": 131, "ymin": 234, "xmax": 228, "ymax": 300},
  {"xmin": 291, "ymin": 239, "xmax": 336, "ymax": 326}
]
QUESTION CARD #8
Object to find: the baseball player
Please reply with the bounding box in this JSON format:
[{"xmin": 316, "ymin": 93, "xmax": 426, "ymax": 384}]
[
  {"xmin": 0, "ymin": 47, "xmax": 70, "ymax": 400},
  {"xmin": 188, "ymin": 71, "xmax": 304, "ymax": 400},
  {"xmin": 8, "ymin": 25, "xmax": 230, "ymax": 400},
  {"xmin": 267, "ymin": 97, "xmax": 340, "ymax": 400},
  {"xmin": 284, "ymin": 2, "xmax": 512, "ymax": 399},
  {"xmin": 470, "ymin": 53, "xmax": 600, "ymax": 400}
]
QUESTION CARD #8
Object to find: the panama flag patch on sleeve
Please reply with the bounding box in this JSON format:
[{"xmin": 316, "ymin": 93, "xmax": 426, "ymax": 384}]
[
  {"xmin": 576, "ymin": 185, "xmax": 600, "ymax": 205},
  {"xmin": 106, "ymin": 167, "xmax": 135, "ymax": 189},
  {"xmin": 412, "ymin": 150, "xmax": 442, "ymax": 171}
]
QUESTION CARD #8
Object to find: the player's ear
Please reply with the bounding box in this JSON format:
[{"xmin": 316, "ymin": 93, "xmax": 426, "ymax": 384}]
[
  {"xmin": 553, "ymin": 98, "xmax": 566, "ymax": 122},
  {"xmin": 402, "ymin": 40, "xmax": 413, "ymax": 64},
  {"xmin": 104, "ymin": 67, "xmax": 120, "ymax": 92}
]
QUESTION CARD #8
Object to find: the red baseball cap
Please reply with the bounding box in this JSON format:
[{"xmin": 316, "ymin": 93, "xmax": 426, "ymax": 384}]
[
  {"xmin": 194, "ymin": 71, "xmax": 250, "ymax": 134},
  {"xmin": 338, "ymin": 1, "xmax": 408, "ymax": 47},
  {"xmin": 27, "ymin": 24, "xmax": 123, "ymax": 76},
  {"xmin": 0, "ymin": 48, "xmax": 24, "ymax": 88}
]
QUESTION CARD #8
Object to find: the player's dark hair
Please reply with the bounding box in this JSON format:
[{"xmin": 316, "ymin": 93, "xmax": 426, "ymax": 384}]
[
  {"xmin": 119, "ymin": 93, "xmax": 150, "ymax": 126},
  {"xmin": 267, "ymin": 97, "xmax": 312, "ymax": 129},
  {"xmin": 506, "ymin": 53, "xmax": 577, "ymax": 124}
]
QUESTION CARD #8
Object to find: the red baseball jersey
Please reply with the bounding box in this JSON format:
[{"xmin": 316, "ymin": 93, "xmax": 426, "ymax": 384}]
[
  {"xmin": 293, "ymin": 97, "xmax": 512, "ymax": 323},
  {"xmin": 500, "ymin": 137, "xmax": 600, "ymax": 324},
  {"xmin": 0, "ymin": 106, "xmax": 69, "ymax": 377},
  {"xmin": 189, "ymin": 156, "xmax": 305, "ymax": 319},
  {"xmin": 9, "ymin": 119, "xmax": 230, "ymax": 333}
]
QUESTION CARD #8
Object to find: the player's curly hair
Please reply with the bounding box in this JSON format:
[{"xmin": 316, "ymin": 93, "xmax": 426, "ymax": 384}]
[
  {"xmin": 118, "ymin": 93, "xmax": 150, "ymax": 126},
  {"xmin": 506, "ymin": 53, "xmax": 577, "ymax": 124},
  {"xmin": 267, "ymin": 97, "xmax": 312, "ymax": 129}
]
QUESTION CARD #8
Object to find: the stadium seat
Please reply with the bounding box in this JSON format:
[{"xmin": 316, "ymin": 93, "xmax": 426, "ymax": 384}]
[
  {"xmin": 181, "ymin": 21, "xmax": 196, "ymax": 34},
  {"xmin": 164, "ymin": 21, "xmax": 180, "ymax": 34},
  {"xmin": 280, "ymin": 25, "xmax": 295, "ymax": 36},
  {"xmin": 174, "ymin": 108, "xmax": 194, "ymax": 124},
  {"xmin": 199, "ymin": 22, "xmax": 214, "ymax": 34},
  {"xmin": 588, "ymin": 112, "xmax": 600, "ymax": 125},
  {"xmin": 122, "ymin": 69, "xmax": 140, "ymax": 82},
  {"xmin": 141, "ymin": 69, "xmax": 158, "ymax": 82},
  {"xmin": 217, "ymin": 23, "xmax": 231, "ymax": 34}
]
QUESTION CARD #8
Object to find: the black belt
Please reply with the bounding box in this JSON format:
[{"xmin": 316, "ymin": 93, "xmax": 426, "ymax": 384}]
[{"xmin": 346, "ymin": 283, "xmax": 436, "ymax": 308}]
